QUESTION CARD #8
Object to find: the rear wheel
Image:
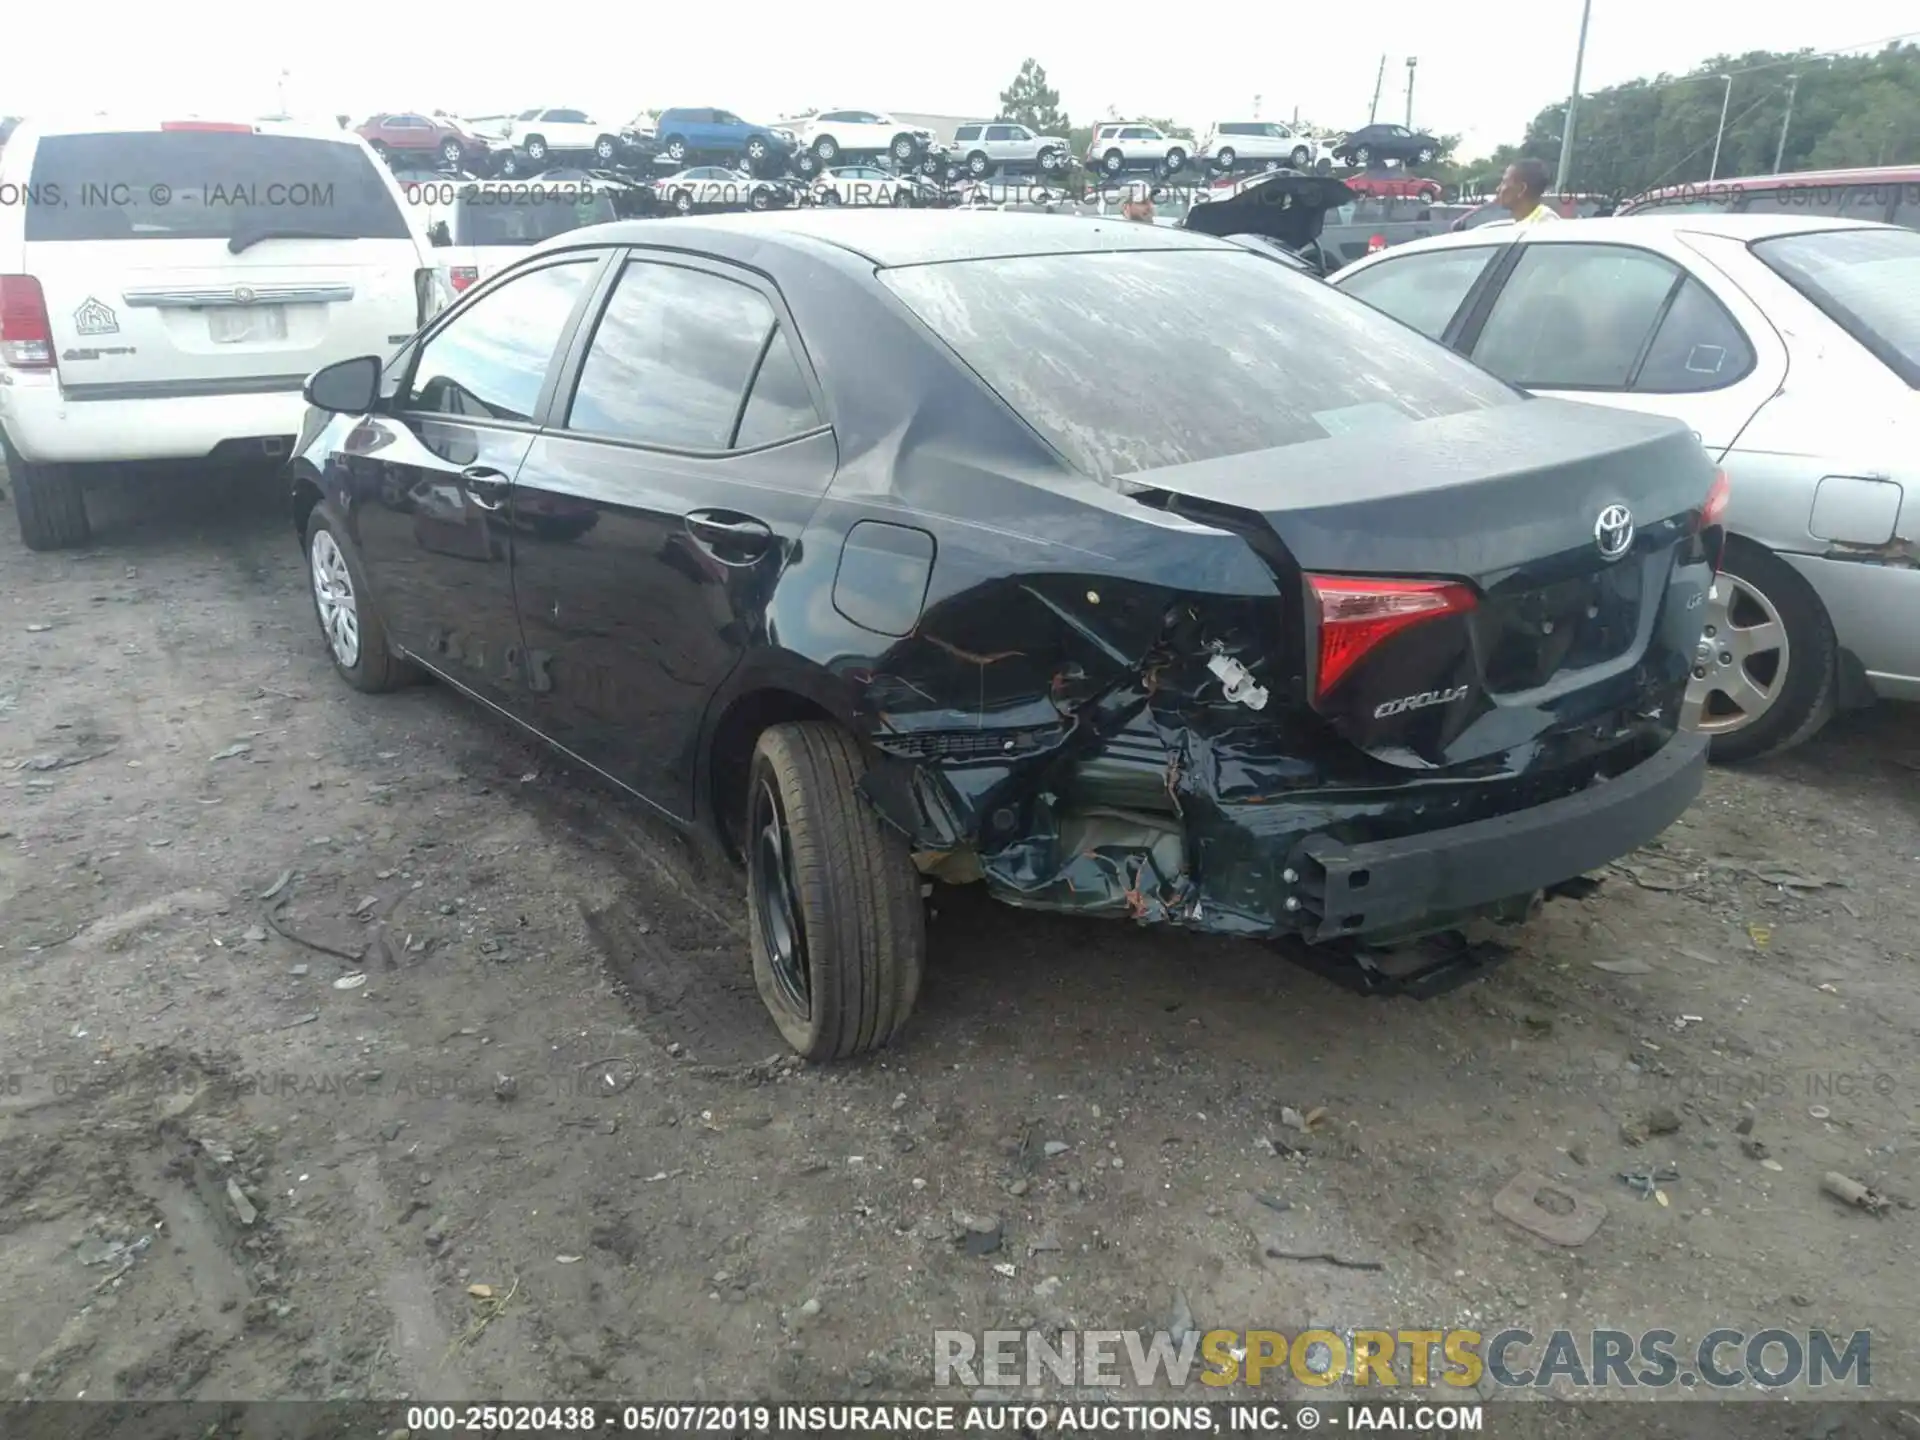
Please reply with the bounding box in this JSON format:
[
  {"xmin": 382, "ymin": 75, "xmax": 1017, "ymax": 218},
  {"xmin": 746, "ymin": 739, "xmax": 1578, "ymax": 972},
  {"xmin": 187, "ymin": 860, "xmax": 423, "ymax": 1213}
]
[
  {"xmin": 7, "ymin": 446, "xmax": 91, "ymax": 552},
  {"xmin": 305, "ymin": 502, "xmax": 413, "ymax": 693},
  {"xmin": 1164, "ymin": 147, "xmax": 1187, "ymax": 173},
  {"xmin": 1680, "ymin": 537, "xmax": 1836, "ymax": 762},
  {"xmin": 664, "ymin": 136, "xmax": 687, "ymax": 162},
  {"xmin": 967, "ymin": 150, "xmax": 990, "ymax": 176},
  {"xmin": 813, "ymin": 135, "xmax": 839, "ymax": 162},
  {"xmin": 1214, "ymin": 145, "xmax": 1237, "ymax": 171},
  {"xmin": 1103, "ymin": 149, "xmax": 1125, "ymax": 175},
  {"xmin": 891, "ymin": 133, "xmax": 918, "ymax": 161},
  {"xmin": 1352, "ymin": 145, "xmax": 1372, "ymax": 166},
  {"xmin": 594, "ymin": 134, "xmax": 617, "ymax": 162},
  {"xmin": 524, "ymin": 136, "xmax": 548, "ymax": 162},
  {"xmin": 441, "ymin": 139, "xmax": 464, "ymax": 167},
  {"xmin": 1414, "ymin": 146, "xmax": 1435, "ymax": 165},
  {"xmin": 746, "ymin": 722, "xmax": 925, "ymax": 1060},
  {"xmin": 1290, "ymin": 145, "xmax": 1311, "ymax": 167}
]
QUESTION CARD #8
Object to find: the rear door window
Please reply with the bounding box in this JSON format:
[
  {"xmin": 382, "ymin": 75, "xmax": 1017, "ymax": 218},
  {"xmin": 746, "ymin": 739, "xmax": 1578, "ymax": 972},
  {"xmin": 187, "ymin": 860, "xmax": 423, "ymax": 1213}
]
[
  {"xmin": 1337, "ymin": 246, "xmax": 1502, "ymax": 340},
  {"xmin": 879, "ymin": 247, "xmax": 1518, "ymax": 478},
  {"xmin": 564, "ymin": 261, "xmax": 778, "ymax": 450},
  {"xmin": 25, "ymin": 131, "xmax": 411, "ymax": 243},
  {"xmin": 1469, "ymin": 243, "xmax": 1683, "ymax": 389}
]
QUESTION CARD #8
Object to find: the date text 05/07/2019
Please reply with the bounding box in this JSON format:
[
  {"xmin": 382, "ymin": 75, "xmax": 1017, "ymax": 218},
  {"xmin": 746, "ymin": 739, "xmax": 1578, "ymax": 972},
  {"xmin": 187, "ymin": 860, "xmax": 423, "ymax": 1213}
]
[{"xmin": 401, "ymin": 1402, "xmax": 1486, "ymax": 1433}]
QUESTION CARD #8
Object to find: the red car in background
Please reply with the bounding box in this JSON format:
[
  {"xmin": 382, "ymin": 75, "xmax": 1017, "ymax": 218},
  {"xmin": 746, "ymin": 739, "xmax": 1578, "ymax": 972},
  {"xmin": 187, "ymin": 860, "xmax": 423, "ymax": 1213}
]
[
  {"xmin": 1343, "ymin": 172, "xmax": 1443, "ymax": 201},
  {"xmin": 356, "ymin": 112, "xmax": 489, "ymax": 170}
]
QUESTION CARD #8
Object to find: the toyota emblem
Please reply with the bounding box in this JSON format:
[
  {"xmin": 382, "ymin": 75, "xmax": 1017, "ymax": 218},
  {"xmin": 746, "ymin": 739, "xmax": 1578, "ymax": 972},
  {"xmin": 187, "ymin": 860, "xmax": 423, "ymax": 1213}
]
[
  {"xmin": 1594, "ymin": 504, "xmax": 1634, "ymax": 561},
  {"xmin": 233, "ymin": 286, "xmax": 257, "ymax": 305}
]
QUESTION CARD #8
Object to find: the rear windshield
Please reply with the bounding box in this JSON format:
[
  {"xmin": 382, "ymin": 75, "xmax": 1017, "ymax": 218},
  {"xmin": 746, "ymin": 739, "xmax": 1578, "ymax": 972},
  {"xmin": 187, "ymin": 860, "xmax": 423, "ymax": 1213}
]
[
  {"xmin": 25, "ymin": 131, "xmax": 411, "ymax": 243},
  {"xmin": 1752, "ymin": 226, "xmax": 1920, "ymax": 387},
  {"xmin": 879, "ymin": 248, "xmax": 1520, "ymax": 477},
  {"xmin": 457, "ymin": 192, "xmax": 618, "ymax": 245}
]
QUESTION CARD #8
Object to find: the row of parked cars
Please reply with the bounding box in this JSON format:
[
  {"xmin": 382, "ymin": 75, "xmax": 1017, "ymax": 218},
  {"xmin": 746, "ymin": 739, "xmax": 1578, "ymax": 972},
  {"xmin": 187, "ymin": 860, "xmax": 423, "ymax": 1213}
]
[{"xmin": 354, "ymin": 105, "xmax": 1442, "ymax": 185}]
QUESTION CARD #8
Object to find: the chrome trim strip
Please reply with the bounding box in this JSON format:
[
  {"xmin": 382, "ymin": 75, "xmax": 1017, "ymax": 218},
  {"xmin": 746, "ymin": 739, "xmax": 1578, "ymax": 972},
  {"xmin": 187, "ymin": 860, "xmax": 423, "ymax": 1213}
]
[{"xmin": 122, "ymin": 284, "xmax": 356, "ymax": 308}]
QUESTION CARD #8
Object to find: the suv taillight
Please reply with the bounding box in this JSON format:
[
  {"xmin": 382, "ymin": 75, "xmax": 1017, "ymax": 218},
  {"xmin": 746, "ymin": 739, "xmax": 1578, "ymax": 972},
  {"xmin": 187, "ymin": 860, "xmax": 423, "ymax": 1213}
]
[
  {"xmin": 1308, "ymin": 575, "xmax": 1478, "ymax": 699},
  {"xmin": 0, "ymin": 275, "xmax": 55, "ymax": 369},
  {"xmin": 450, "ymin": 266, "xmax": 480, "ymax": 292}
]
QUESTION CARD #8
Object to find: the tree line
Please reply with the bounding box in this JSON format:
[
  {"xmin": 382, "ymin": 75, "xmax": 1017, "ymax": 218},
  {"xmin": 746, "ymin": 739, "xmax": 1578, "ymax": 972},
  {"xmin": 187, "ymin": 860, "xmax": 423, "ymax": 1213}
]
[{"xmin": 993, "ymin": 44, "xmax": 1917, "ymax": 198}]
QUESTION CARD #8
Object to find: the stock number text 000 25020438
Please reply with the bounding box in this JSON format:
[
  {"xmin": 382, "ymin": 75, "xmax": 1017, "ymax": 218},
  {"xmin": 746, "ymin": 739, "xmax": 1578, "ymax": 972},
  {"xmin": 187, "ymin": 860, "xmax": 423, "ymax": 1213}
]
[{"xmin": 402, "ymin": 1404, "xmax": 780, "ymax": 1432}]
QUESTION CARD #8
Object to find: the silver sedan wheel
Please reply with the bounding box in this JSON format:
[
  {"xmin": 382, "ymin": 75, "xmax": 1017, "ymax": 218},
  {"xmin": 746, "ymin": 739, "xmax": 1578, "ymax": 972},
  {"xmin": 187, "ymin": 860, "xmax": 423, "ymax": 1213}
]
[
  {"xmin": 310, "ymin": 529, "xmax": 360, "ymax": 670},
  {"xmin": 1680, "ymin": 571, "xmax": 1789, "ymax": 734}
]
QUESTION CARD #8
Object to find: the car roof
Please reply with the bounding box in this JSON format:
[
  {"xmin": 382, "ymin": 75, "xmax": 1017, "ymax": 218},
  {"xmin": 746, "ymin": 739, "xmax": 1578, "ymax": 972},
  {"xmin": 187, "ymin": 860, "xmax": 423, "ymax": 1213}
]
[
  {"xmin": 533, "ymin": 209, "xmax": 1237, "ymax": 267},
  {"xmin": 1334, "ymin": 211, "xmax": 1898, "ymax": 266},
  {"xmin": 8, "ymin": 115, "xmax": 367, "ymax": 143}
]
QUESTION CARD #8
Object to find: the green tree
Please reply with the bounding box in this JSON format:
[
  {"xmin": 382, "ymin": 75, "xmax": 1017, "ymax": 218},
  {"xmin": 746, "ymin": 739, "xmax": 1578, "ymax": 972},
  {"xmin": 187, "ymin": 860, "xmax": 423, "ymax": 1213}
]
[{"xmin": 999, "ymin": 59, "xmax": 1072, "ymax": 135}]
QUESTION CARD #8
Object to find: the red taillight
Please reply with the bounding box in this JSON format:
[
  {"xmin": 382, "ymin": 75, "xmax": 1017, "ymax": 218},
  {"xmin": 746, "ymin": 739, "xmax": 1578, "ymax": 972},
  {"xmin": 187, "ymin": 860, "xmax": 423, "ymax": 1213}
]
[
  {"xmin": 1308, "ymin": 575, "xmax": 1479, "ymax": 699},
  {"xmin": 449, "ymin": 266, "xmax": 480, "ymax": 292},
  {"xmin": 1368, "ymin": 234, "xmax": 1387, "ymax": 252},
  {"xmin": 1702, "ymin": 468, "xmax": 1731, "ymax": 529},
  {"xmin": 161, "ymin": 120, "xmax": 254, "ymax": 132},
  {"xmin": 0, "ymin": 274, "xmax": 55, "ymax": 369}
]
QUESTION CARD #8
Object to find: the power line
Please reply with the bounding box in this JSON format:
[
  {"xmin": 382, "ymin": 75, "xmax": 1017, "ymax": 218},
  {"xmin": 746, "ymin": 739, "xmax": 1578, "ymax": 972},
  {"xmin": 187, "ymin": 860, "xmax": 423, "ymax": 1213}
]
[{"xmin": 1596, "ymin": 28, "xmax": 1920, "ymax": 99}]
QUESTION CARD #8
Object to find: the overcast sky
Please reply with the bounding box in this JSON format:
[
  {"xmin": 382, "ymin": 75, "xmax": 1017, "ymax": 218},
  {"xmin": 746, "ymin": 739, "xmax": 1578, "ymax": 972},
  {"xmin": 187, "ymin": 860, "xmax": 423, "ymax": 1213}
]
[{"xmin": 4, "ymin": 2, "xmax": 1915, "ymax": 158}]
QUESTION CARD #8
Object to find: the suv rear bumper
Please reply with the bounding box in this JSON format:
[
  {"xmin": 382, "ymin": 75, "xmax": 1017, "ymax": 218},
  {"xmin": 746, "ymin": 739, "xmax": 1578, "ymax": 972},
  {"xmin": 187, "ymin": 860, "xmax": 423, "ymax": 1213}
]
[
  {"xmin": 1289, "ymin": 731, "xmax": 1708, "ymax": 942},
  {"xmin": 0, "ymin": 372, "xmax": 305, "ymax": 463}
]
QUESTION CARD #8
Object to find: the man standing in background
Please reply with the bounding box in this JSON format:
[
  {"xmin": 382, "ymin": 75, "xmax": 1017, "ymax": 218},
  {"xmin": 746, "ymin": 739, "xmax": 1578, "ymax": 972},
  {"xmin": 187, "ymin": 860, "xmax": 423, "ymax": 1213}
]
[{"xmin": 1496, "ymin": 158, "xmax": 1560, "ymax": 225}]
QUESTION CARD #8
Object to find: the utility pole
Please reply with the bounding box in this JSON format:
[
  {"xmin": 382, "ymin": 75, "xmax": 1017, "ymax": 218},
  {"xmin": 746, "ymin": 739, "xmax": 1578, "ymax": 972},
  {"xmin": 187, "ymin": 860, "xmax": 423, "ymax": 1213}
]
[
  {"xmin": 1773, "ymin": 73, "xmax": 1798, "ymax": 173},
  {"xmin": 1368, "ymin": 55, "xmax": 1386, "ymax": 124},
  {"xmin": 1709, "ymin": 73, "xmax": 1734, "ymax": 180},
  {"xmin": 1553, "ymin": 0, "xmax": 1593, "ymax": 196},
  {"xmin": 1405, "ymin": 58, "xmax": 1419, "ymax": 129}
]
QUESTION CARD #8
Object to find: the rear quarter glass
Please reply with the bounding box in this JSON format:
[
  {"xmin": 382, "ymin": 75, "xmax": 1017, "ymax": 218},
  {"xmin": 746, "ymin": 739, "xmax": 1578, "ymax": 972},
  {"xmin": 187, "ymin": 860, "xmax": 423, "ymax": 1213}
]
[{"xmin": 24, "ymin": 131, "xmax": 411, "ymax": 242}]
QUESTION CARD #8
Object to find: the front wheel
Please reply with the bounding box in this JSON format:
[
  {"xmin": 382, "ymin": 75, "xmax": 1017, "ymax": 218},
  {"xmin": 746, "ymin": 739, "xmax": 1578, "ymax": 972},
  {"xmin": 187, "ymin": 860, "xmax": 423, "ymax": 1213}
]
[
  {"xmin": 441, "ymin": 139, "xmax": 465, "ymax": 168},
  {"xmin": 892, "ymin": 134, "xmax": 917, "ymax": 161},
  {"xmin": 1213, "ymin": 146, "xmax": 1237, "ymax": 171},
  {"xmin": 1414, "ymin": 146, "xmax": 1435, "ymax": 165},
  {"xmin": 1164, "ymin": 147, "xmax": 1187, "ymax": 173},
  {"xmin": 595, "ymin": 135, "xmax": 617, "ymax": 162},
  {"xmin": 967, "ymin": 150, "xmax": 990, "ymax": 176},
  {"xmin": 1351, "ymin": 145, "xmax": 1371, "ymax": 167},
  {"xmin": 524, "ymin": 136, "xmax": 548, "ymax": 162},
  {"xmin": 746, "ymin": 722, "xmax": 926, "ymax": 1061},
  {"xmin": 664, "ymin": 136, "xmax": 687, "ymax": 162},
  {"xmin": 813, "ymin": 136, "xmax": 838, "ymax": 162},
  {"xmin": 305, "ymin": 502, "xmax": 413, "ymax": 693},
  {"xmin": 1103, "ymin": 149, "xmax": 1124, "ymax": 175},
  {"xmin": 746, "ymin": 136, "xmax": 769, "ymax": 163},
  {"xmin": 1681, "ymin": 538, "xmax": 1837, "ymax": 762},
  {"xmin": 673, "ymin": 189, "xmax": 693, "ymax": 215},
  {"xmin": 1290, "ymin": 145, "xmax": 1310, "ymax": 168},
  {"xmin": 750, "ymin": 187, "xmax": 772, "ymax": 210}
]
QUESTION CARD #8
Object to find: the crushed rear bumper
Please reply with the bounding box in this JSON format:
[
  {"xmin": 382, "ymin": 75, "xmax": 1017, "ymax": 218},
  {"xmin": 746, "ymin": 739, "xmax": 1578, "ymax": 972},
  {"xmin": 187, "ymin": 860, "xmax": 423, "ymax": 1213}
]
[{"xmin": 1288, "ymin": 731, "xmax": 1708, "ymax": 942}]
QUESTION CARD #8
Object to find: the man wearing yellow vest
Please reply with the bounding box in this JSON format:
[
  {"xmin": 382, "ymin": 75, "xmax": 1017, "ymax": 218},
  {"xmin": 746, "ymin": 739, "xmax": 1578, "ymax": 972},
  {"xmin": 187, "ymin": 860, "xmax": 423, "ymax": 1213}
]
[{"xmin": 1496, "ymin": 158, "xmax": 1560, "ymax": 225}]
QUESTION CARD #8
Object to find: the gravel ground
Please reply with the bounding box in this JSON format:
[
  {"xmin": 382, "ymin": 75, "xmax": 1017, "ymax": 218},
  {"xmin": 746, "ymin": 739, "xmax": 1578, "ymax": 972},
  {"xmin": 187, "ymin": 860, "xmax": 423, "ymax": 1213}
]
[{"xmin": 1, "ymin": 473, "xmax": 1915, "ymax": 1421}]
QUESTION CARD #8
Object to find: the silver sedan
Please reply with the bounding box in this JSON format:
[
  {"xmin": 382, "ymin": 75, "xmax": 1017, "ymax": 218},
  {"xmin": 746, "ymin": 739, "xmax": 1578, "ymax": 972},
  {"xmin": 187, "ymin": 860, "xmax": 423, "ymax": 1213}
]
[{"xmin": 1328, "ymin": 212, "xmax": 1917, "ymax": 761}]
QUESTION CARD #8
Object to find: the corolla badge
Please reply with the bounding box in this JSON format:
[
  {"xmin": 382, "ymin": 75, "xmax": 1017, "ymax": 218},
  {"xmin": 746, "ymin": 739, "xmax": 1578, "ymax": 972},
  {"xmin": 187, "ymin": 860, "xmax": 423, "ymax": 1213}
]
[{"xmin": 1595, "ymin": 503, "xmax": 1634, "ymax": 562}]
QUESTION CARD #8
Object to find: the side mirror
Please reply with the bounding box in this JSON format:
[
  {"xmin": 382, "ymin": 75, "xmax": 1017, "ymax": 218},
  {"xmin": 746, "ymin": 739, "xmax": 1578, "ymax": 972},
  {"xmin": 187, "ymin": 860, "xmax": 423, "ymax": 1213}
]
[{"xmin": 305, "ymin": 355, "xmax": 382, "ymax": 414}]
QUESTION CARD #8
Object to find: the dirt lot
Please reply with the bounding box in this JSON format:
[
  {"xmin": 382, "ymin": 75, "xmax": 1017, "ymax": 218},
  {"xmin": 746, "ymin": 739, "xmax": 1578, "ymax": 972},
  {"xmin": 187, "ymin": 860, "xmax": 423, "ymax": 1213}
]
[{"xmin": 1, "ymin": 474, "xmax": 1916, "ymax": 1421}]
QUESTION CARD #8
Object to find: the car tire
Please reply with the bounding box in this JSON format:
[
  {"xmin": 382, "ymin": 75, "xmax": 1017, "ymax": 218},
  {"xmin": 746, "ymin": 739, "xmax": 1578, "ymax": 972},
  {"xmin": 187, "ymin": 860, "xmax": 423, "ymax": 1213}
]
[
  {"xmin": 1415, "ymin": 146, "xmax": 1435, "ymax": 165},
  {"xmin": 750, "ymin": 187, "xmax": 772, "ymax": 210},
  {"xmin": 1352, "ymin": 145, "xmax": 1371, "ymax": 166},
  {"xmin": 1213, "ymin": 146, "xmax": 1237, "ymax": 171},
  {"xmin": 746, "ymin": 136, "xmax": 769, "ymax": 164},
  {"xmin": 525, "ymin": 136, "xmax": 547, "ymax": 162},
  {"xmin": 1102, "ymin": 149, "xmax": 1125, "ymax": 175},
  {"xmin": 673, "ymin": 189, "xmax": 693, "ymax": 215},
  {"xmin": 305, "ymin": 502, "xmax": 413, "ymax": 694},
  {"xmin": 1164, "ymin": 147, "xmax": 1187, "ymax": 173},
  {"xmin": 1684, "ymin": 537, "xmax": 1837, "ymax": 763},
  {"xmin": 1037, "ymin": 147, "xmax": 1061, "ymax": 173},
  {"xmin": 664, "ymin": 136, "xmax": 687, "ymax": 162},
  {"xmin": 813, "ymin": 136, "xmax": 838, "ymax": 162},
  {"xmin": 7, "ymin": 448, "xmax": 91, "ymax": 552},
  {"xmin": 746, "ymin": 721, "xmax": 925, "ymax": 1061},
  {"xmin": 891, "ymin": 133, "xmax": 917, "ymax": 162},
  {"xmin": 966, "ymin": 150, "xmax": 989, "ymax": 176},
  {"xmin": 441, "ymin": 139, "xmax": 464, "ymax": 167},
  {"xmin": 1264, "ymin": 157, "xmax": 1283, "ymax": 172},
  {"xmin": 1290, "ymin": 145, "xmax": 1310, "ymax": 168},
  {"xmin": 595, "ymin": 135, "xmax": 617, "ymax": 162},
  {"xmin": 1315, "ymin": 157, "xmax": 1333, "ymax": 175}
]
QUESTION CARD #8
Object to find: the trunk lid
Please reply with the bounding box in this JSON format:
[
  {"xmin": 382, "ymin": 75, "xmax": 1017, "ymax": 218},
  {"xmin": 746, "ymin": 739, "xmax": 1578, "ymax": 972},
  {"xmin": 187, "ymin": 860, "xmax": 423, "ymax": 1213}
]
[{"xmin": 1124, "ymin": 399, "xmax": 1719, "ymax": 768}]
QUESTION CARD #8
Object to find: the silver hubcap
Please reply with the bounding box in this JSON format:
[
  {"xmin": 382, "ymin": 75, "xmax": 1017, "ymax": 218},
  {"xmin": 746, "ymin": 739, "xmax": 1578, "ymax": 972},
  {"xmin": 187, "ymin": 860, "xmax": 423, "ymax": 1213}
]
[
  {"xmin": 1680, "ymin": 573, "xmax": 1789, "ymax": 735},
  {"xmin": 310, "ymin": 529, "xmax": 360, "ymax": 669}
]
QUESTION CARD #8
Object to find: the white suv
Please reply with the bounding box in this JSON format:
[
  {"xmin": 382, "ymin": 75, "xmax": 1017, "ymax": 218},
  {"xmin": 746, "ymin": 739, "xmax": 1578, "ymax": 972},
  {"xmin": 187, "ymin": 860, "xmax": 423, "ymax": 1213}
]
[
  {"xmin": 1083, "ymin": 123, "xmax": 1190, "ymax": 177},
  {"xmin": 503, "ymin": 108, "xmax": 619, "ymax": 164},
  {"xmin": 0, "ymin": 116, "xmax": 438, "ymax": 550},
  {"xmin": 1200, "ymin": 121, "xmax": 1337, "ymax": 174},
  {"xmin": 796, "ymin": 110, "xmax": 935, "ymax": 164}
]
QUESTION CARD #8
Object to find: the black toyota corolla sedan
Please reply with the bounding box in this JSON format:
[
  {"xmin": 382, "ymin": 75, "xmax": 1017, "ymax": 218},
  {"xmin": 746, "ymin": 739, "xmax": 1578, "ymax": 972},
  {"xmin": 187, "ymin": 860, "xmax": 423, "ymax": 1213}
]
[{"xmin": 287, "ymin": 210, "xmax": 1726, "ymax": 1060}]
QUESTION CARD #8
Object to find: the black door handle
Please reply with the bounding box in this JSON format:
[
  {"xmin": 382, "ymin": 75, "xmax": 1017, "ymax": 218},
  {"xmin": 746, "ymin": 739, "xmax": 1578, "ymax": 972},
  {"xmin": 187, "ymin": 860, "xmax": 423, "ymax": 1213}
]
[
  {"xmin": 462, "ymin": 466, "xmax": 511, "ymax": 511},
  {"xmin": 685, "ymin": 509, "xmax": 773, "ymax": 563}
]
